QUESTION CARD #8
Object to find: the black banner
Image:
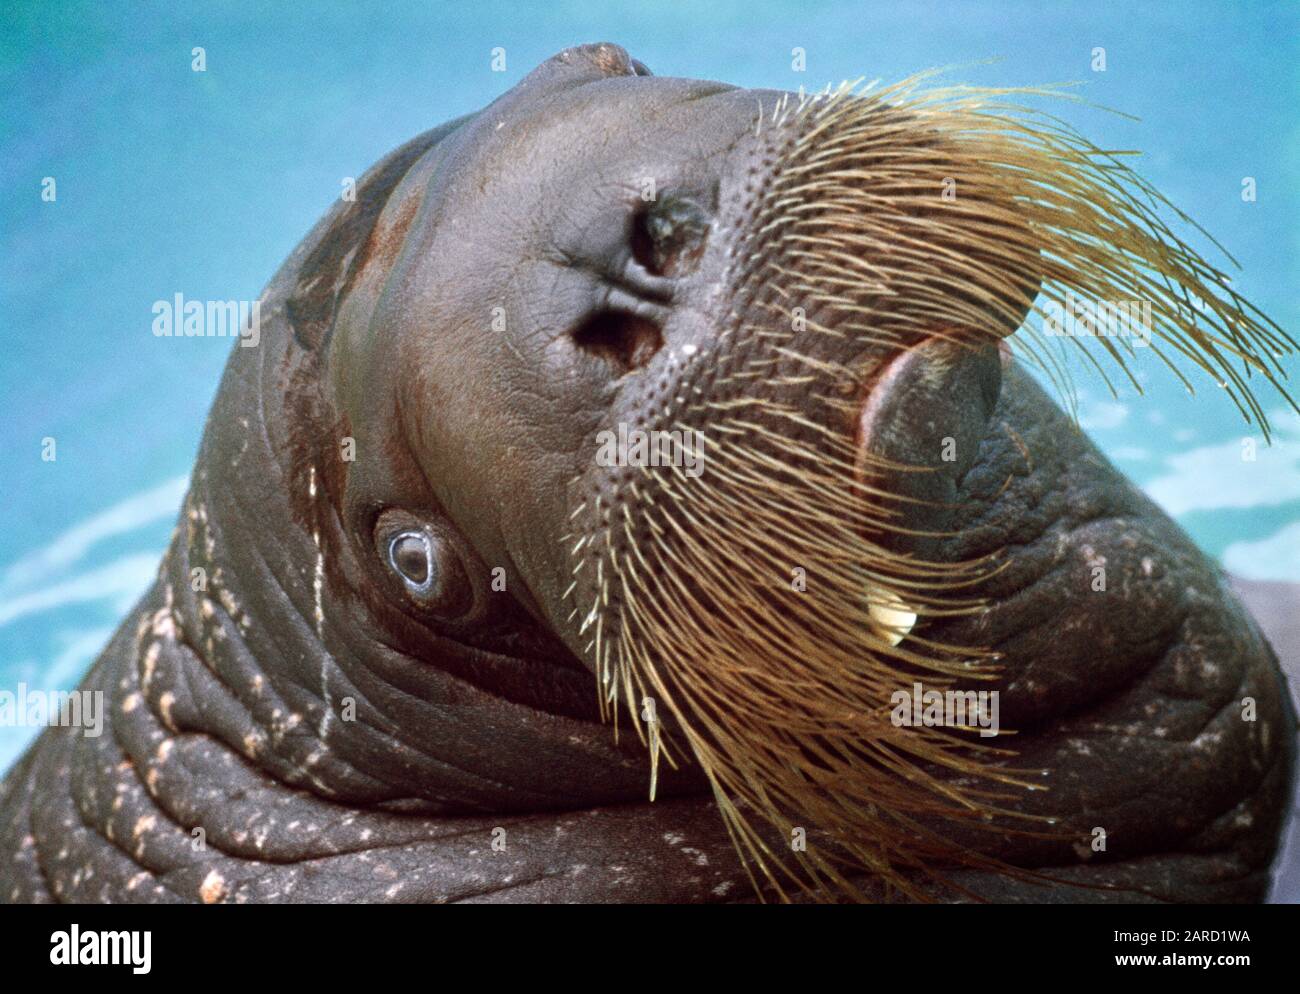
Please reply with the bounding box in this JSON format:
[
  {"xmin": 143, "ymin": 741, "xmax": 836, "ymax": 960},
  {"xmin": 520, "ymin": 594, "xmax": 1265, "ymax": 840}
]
[{"xmin": 0, "ymin": 902, "xmax": 1292, "ymax": 981}]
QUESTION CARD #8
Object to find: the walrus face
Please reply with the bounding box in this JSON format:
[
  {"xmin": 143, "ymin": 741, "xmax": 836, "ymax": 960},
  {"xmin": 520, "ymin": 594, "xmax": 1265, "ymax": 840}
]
[
  {"xmin": 322, "ymin": 45, "xmax": 1294, "ymax": 897},
  {"xmin": 343, "ymin": 55, "xmax": 1037, "ymax": 621}
]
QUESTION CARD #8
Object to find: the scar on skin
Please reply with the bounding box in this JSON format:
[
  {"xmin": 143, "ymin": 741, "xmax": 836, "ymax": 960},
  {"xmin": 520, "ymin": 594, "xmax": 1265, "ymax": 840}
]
[{"xmin": 1002, "ymin": 421, "xmax": 1033, "ymax": 472}]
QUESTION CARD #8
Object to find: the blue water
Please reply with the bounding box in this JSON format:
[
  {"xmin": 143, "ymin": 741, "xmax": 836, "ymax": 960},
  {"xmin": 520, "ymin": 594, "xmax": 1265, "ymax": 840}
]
[{"xmin": 1, "ymin": 1, "xmax": 1297, "ymax": 769}]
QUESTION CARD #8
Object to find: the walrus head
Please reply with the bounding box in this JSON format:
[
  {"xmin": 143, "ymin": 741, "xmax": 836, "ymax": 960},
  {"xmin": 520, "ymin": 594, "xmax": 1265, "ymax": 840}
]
[{"xmin": 163, "ymin": 44, "xmax": 1293, "ymax": 901}]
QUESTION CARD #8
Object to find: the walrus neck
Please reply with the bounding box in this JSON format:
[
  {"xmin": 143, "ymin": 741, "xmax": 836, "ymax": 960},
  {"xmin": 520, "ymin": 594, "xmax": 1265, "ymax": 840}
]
[{"xmin": 149, "ymin": 323, "xmax": 398, "ymax": 805}]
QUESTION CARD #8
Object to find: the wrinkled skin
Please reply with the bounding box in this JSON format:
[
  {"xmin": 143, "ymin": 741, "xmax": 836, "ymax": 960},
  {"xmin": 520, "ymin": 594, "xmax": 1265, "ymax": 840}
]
[{"xmin": 0, "ymin": 44, "xmax": 1294, "ymax": 903}]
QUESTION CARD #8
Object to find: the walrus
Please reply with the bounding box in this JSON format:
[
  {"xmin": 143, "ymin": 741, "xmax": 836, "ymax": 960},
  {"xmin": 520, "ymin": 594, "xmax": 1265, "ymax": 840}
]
[{"xmin": 2, "ymin": 43, "xmax": 1295, "ymax": 903}]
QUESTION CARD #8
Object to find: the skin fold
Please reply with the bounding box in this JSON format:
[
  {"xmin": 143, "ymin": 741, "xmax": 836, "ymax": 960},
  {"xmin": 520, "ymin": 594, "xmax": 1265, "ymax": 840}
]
[{"xmin": 0, "ymin": 43, "xmax": 1294, "ymax": 903}]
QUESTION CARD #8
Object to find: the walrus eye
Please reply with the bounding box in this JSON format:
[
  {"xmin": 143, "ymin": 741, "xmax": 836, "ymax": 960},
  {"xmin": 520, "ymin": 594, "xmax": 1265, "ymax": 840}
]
[
  {"xmin": 376, "ymin": 517, "xmax": 476, "ymax": 618},
  {"xmin": 388, "ymin": 531, "xmax": 433, "ymax": 589},
  {"xmin": 632, "ymin": 195, "xmax": 710, "ymax": 276}
]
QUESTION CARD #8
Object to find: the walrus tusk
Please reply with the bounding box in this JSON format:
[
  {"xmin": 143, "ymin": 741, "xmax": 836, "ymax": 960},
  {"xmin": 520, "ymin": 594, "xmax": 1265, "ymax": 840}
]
[{"xmin": 867, "ymin": 587, "xmax": 918, "ymax": 647}]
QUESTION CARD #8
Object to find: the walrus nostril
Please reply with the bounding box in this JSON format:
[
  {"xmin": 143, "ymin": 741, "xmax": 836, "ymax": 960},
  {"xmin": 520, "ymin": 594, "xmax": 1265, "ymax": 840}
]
[
  {"xmin": 570, "ymin": 310, "xmax": 663, "ymax": 374},
  {"xmin": 632, "ymin": 195, "xmax": 710, "ymax": 276}
]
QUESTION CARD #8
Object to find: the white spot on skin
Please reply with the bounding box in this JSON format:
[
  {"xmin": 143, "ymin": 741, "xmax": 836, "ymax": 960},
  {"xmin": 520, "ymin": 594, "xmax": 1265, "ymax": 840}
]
[
  {"xmin": 313, "ymin": 536, "xmax": 325, "ymax": 638},
  {"xmin": 141, "ymin": 642, "xmax": 161, "ymax": 694},
  {"xmin": 158, "ymin": 691, "xmax": 177, "ymax": 731},
  {"xmin": 149, "ymin": 593, "xmax": 178, "ymax": 640},
  {"xmin": 217, "ymin": 586, "xmax": 240, "ymax": 621},
  {"xmin": 199, "ymin": 869, "xmax": 227, "ymax": 904},
  {"xmin": 308, "ymin": 464, "xmax": 331, "ymax": 737},
  {"xmin": 1192, "ymin": 728, "xmax": 1225, "ymax": 751}
]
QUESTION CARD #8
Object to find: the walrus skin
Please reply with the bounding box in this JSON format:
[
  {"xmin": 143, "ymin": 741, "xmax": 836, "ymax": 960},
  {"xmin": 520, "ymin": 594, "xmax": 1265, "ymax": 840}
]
[{"xmin": 1, "ymin": 43, "xmax": 1294, "ymax": 903}]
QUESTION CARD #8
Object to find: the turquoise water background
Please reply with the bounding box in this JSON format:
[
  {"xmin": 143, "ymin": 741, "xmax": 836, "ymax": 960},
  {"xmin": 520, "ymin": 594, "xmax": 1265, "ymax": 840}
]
[{"xmin": 1, "ymin": 0, "xmax": 1297, "ymax": 770}]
